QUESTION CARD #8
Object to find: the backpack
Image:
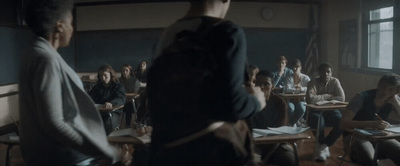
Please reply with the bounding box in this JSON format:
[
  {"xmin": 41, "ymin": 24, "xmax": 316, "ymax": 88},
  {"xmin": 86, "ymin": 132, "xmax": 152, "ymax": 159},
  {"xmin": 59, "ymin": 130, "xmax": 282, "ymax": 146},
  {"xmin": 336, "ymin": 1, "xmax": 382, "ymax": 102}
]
[{"xmin": 148, "ymin": 18, "xmax": 225, "ymax": 115}]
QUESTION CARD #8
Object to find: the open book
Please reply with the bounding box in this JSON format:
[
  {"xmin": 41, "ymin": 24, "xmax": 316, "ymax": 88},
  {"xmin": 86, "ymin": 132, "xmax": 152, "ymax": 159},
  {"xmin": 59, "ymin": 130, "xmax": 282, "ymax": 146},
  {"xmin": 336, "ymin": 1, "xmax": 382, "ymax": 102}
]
[
  {"xmin": 354, "ymin": 128, "xmax": 387, "ymax": 136},
  {"xmin": 315, "ymin": 100, "xmax": 347, "ymax": 106},
  {"xmin": 108, "ymin": 128, "xmax": 151, "ymax": 144}
]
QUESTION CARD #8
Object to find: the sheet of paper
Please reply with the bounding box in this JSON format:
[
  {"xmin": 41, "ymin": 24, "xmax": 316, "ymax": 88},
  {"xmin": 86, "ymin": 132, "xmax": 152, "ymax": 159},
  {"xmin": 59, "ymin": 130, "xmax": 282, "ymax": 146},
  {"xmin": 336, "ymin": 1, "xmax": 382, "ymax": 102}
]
[
  {"xmin": 385, "ymin": 124, "xmax": 400, "ymax": 133},
  {"xmin": 268, "ymin": 126, "xmax": 309, "ymax": 134},
  {"xmin": 252, "ymin": 129, "xmax": 284, "ymax": 138},
  {"xmin": 252, "ymin": 126, "xmax": 309, "ymax": 138}
]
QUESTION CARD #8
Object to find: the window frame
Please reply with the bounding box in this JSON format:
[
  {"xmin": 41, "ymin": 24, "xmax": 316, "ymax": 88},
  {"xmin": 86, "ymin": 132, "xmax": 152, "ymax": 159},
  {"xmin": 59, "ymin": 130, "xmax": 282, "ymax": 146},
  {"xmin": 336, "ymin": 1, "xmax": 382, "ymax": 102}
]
[{"xmin": 360, "ymin": 1, "xmax": 400, "ymax": 74}]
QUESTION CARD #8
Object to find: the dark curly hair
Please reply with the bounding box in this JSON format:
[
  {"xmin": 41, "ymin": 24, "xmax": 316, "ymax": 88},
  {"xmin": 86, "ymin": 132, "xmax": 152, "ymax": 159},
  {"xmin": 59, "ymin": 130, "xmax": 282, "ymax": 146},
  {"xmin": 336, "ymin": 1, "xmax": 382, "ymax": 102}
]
[{"xmin": 24, "ymin": 0, "xmax": 74, "ymax": 37}]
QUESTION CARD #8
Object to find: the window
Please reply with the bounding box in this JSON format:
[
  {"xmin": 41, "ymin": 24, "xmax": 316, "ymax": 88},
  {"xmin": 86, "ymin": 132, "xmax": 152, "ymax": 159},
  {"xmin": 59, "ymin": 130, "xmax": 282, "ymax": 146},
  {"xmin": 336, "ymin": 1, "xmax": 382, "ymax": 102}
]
[{"xmin": 367, "ymin": 7, "xmax": 393, "ymax": 70}]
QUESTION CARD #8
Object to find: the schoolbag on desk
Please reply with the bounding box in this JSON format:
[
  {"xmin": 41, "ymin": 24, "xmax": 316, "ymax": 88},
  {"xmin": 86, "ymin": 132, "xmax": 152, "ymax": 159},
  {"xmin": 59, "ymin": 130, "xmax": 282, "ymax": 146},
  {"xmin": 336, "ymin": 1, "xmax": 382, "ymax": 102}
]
[{"xmin": 148, "ymin": 19, "xmax": 226, "ymax": 114}]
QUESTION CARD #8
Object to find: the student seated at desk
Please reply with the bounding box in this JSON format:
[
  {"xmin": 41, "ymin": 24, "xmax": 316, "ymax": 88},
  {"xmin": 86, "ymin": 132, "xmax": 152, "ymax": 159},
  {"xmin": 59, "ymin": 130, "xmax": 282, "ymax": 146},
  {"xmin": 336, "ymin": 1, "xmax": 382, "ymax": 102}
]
[
  {"xmin": 247, "ymin": 70, "xmax": 297, "ymax": 166},
  {"xmin": 273, "ymin": 55, "xmax": 293, "ymax": 90},
  {"xmin": 306, "ymin": 63, "xmax": 345, "ymax": 161},
  {"xmin": 89, "ymin": 64, "xmax": 126, "ymax": 134},
  {"xmin": 134, "ymin": 60, "xmax": 148, "ymax": 84},
  {"xmin": 119, "ymin": 64, "xmax": 140, "ymax": 127},
  {"xmin": 340, "ymin": 73, "xmax": 400, "ymax": 165},
  {"xmin": 285, "ymin": 59, "xmax": 310, "ymax": 126}
]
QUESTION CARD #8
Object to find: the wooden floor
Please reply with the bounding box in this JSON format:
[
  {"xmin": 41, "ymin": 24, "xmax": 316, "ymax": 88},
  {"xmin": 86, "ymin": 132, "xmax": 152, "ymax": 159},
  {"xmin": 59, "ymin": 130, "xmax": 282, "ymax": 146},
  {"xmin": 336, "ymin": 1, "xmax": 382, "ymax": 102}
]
[{"xmin": 0, "ymin": 128, "xmax": 354, "ymax": 166}]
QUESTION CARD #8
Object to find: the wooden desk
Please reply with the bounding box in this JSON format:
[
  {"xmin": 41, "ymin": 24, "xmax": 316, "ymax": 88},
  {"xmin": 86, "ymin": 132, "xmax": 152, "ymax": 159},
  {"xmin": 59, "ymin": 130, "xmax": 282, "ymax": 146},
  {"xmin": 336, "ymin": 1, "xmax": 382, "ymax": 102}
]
[
  {"xmin": 305, "ymin": 103, "xmax": 348, "ymax": 110},
  {"xmin": 0, "ymin": 133, "xmax": 20, "ymax": 166},
  {"xmin": 97, "ymin": 105, "xmax": 124, "ymax": 130},
  {"xmin": 108, "ymin": 128, "xmax": 151, "ymax": 145},
  {"xmin": 126, "ymin": 93, "xmax": 140, "ymax": 99},
  {"xmin": 305, "ymin": 103, "xmax": 348, "ymax": 162},
  {"xmin": 352, "ymin": 129, "xmax": 400, "ymax": 142},
  {"xmin": 97, "ymin": 105, "xmax": 124, "ymax": 112},
  {"xmin": 253, "ymin": 132, "xmax": 310, "ymax": 165},
  {"xmin": 277, "ymin": 93, "xmax": 306, "ymax": 100},
  {"xmin": 253, "ymin": 132, "xmax": 310, "ymax": 145},
  {"xmin": 347, "ymin": 128, "xmax": 400, "ymax": 164}
]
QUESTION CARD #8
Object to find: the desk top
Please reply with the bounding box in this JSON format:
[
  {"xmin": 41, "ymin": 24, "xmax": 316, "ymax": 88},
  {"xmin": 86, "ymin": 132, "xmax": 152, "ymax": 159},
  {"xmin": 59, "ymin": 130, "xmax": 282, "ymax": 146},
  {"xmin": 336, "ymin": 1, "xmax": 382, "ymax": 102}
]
[
  {"xmin": 253, "ymin": 132, "xmax": 310, "ymax": 145},
  {"xmin": 108, "ymin": 128, "xmax": 151, "ymax": 145},
  {"xmin": 306, "ymin": 103, "xmax": 348, "ymax": 110},
  {"xmin": 126, "ymin": 93, "xmax": 140, "ymax": 99},
  {"xmin": 351, "ymin": 129, "xmax": 400, "ymax": 141},
  {"xmin": 97, "ymin": 104, "xmax": 124, "ymax": 112},
  {"xmin": 277, "ymin": 93, "xmax": 306, "ymax": 99},
  {"xmin": 0, "ymin": 132, "xmax": 19, "ymax": 145}
]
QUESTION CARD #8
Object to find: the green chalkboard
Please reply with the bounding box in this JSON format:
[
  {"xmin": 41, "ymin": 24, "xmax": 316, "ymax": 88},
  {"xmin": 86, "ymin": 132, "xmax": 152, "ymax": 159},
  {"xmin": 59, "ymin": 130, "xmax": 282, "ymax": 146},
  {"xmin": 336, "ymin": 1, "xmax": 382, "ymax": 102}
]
[
  {"xmin": 0, "ymin": 27, "xmax": 308, "ymax": 85},
  {"xmin": 244, "ymin": 28, "xmax": 308, "ymax": 71},
  {"xmin": 75, "ymin": 29, "xmax": 162, "ymax": 72},
  {"xmin": 0, "ymin": 27, "xmax": 33, "ymax": 85}
]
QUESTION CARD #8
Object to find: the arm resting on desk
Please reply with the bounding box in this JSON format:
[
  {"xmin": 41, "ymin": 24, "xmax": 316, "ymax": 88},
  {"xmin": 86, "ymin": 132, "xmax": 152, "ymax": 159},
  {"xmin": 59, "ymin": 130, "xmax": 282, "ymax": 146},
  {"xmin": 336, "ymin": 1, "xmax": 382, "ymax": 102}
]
[{"xmin": 340, "ymin": 109, "xmax": 390, "ymax": 130}]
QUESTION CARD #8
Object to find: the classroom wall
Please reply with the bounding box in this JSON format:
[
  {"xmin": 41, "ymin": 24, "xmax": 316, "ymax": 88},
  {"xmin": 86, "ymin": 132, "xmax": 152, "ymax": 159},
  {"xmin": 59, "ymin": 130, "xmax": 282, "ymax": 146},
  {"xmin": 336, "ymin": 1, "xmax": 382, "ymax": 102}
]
[
  {"xmin": 0, "ymin": 85, "xmax": 19, "ymax": 126},
  {"xmin": 75, "ymin": 2, "xmax": 310, "ymax": 72},
  {"xmin": 76, "ymin": 2, "xmax": 309, "ymax": 30},
  {"xmin": 320, "ymin": 0, "xmax": 381, "ymax": 100}
]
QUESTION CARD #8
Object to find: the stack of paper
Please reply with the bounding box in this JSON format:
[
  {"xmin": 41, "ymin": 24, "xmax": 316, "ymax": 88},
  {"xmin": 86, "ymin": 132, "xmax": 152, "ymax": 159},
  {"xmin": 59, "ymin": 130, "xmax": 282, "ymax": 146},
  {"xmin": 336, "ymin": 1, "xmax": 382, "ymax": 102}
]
[
  {"xmin": 252, "ymin": 126, "xmax": 309, "ymax": 138},
  {"xmin": 385, "ymin": 124, "xmax": 400, "ymax": 133}
]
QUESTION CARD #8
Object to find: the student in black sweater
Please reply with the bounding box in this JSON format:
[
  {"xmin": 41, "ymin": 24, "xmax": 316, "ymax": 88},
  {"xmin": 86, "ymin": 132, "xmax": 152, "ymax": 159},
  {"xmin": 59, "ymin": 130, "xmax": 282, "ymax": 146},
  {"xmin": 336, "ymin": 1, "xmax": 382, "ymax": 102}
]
[{"xmin": 89, "ymin": 64, "xmax": 126, "ymax": 134}]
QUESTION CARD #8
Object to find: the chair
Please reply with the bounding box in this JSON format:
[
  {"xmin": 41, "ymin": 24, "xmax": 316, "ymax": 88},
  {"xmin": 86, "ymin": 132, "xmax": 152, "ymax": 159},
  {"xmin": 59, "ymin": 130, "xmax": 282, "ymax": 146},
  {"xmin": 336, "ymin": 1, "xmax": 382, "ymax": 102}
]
[
  {"xmin": 121, "ymin": 98, "xmax": 138, "ymax": 128},
  {"xmin": 0, "ymin": 123, "xmax": 20, "ymax": 166},
  {"xmin": 338, "ymin": 133, "xmax": 362, "ymax": 166}
]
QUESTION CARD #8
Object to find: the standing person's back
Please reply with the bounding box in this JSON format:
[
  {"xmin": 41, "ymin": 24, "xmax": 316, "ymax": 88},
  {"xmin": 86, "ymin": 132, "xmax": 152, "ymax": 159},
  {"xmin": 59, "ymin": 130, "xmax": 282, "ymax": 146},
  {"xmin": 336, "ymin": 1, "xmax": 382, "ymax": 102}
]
[{"xmin": 149, "ymin": 0, "xmax": 266, "ymax": 165}]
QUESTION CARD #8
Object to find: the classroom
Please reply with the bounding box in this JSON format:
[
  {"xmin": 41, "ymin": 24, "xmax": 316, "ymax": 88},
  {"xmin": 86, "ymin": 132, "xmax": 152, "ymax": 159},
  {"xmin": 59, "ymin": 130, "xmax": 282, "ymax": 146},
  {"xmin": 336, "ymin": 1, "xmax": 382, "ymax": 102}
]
[{"xmin": 0, "ymin": 0, "xmax": 399, "ymax": 165}]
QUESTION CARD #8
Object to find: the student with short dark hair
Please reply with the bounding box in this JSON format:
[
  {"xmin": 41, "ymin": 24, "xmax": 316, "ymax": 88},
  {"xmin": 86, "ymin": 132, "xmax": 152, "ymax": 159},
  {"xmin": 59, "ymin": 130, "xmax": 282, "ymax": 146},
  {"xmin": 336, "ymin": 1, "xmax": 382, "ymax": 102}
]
[
  {"xmin": 247, "ymin": 70, "xmax": 297, "ymax": 166},
  {"xmin": 89, "ymin": 64, "xmax": 126, "ymax": 134},
  {"xmin": 340, "ymin": 73, "xmax": 400, "ymax": 165},
  {"xmin": 306, "ymin": 63, "xmax": 345, "ymax": 161}
]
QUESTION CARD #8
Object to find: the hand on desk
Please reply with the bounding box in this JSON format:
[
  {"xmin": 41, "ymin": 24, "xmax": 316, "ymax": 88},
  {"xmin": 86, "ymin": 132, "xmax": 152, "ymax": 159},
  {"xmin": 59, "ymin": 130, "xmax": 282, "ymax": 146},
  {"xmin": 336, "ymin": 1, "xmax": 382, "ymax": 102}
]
[
  {"xmin": 105, "ymin": 102, "xmax": 113, "ymax": 108},
  {"xmin": 372, "ymin": 120, "xmax": 391, "ymax": 130}
]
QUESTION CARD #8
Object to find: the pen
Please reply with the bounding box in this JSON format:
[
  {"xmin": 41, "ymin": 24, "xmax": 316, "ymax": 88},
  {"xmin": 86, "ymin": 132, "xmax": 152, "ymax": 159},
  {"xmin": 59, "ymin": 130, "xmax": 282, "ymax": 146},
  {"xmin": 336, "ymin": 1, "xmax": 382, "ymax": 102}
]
[{"xmin": 375, "ymin": 113, "xmax": 384, "ymax": 121}]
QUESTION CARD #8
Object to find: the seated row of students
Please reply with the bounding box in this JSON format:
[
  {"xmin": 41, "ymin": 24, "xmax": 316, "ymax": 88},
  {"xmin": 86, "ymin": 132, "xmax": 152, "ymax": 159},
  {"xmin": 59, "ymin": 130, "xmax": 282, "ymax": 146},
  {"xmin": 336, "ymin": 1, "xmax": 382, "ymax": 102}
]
[
  {"xmin": 89, "ymin": 63, "xmax": 149, "ymax": 133},
  {"xmin": 247, "ymin": 70, "xmax": 297, "ymax": 166},
  {"xmin": 247, "ymin": 63, "xmax": 342, "ymax": 163},
  {"xmin": 249, "ymin": 57, "xmax": 310, "ymax": 127}
]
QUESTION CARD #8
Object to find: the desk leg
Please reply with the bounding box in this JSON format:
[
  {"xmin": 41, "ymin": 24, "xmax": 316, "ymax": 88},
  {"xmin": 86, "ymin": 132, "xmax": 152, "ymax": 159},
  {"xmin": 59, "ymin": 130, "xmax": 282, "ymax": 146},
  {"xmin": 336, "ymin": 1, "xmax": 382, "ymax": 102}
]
[
  {"xmin": 313, "ymin": 111, "xmax": 323, "ymax": 162},
  {"xmin": 109, "ymin": 113, "xmax": 116, "ymax": 130},
  {"xmin": 6, "ymin": 144, "xmax": 13, "ymax": 166},
  {"xmin": 292, "ymin": 142, "xmax": 300, "ymax": 166}
]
